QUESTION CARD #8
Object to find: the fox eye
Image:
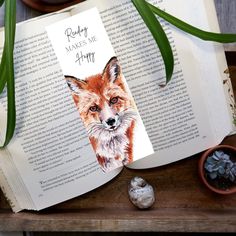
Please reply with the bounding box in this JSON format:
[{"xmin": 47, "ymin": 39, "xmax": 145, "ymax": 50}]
[
  {"xmin": 89, "ymin": 105, "xmax": 99, "ymax": 112},
  {"xmin": 110, "ymin": 97, "xmax": 119, "ymax": 105}
]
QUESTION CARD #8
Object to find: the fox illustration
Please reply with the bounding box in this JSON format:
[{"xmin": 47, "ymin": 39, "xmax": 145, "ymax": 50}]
[{"xmin": 65, "ymin": 57, "xmax": 137, "ymax": 172}]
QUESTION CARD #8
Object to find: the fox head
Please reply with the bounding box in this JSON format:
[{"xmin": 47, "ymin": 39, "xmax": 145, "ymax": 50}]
[{"xmin": 65, "ymin": 57, "xmax": 136, "ymax": 139}]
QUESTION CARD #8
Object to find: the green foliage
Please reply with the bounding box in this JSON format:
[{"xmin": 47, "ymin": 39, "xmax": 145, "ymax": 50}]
[
  {"xmin": 147, "ymin": 2, "xmax": 236, "ymax": 43},
  {"xmin": 132, "ymin": 0, "xmax": 236, "ymax": 86},
  {"xmin": 132, "ymin": 0, "xmax": 173, "ymax": 85},
  {"xmin": 0, "ymin": 0, "xmax": 16, "ymax": 148}
]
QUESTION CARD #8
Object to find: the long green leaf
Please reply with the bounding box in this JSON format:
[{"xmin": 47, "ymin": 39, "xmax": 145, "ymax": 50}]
[
  {"xmin": 0, "ymin": 48, "xmax": 7, "ymax": 93},
  {"xmin": 148, "ymin": 2, "xmax": 236, "ymax": 43},
  {"xmin": 0, "ymin": 0, "xmax": 16, "ymax": 148},
  {"xmin": 0, "ymin": 0, "xmax": 7, "ymax": 93},
  {"xmin": 132, "ymin": 0, "xmax": 174, "ymax": 85}
]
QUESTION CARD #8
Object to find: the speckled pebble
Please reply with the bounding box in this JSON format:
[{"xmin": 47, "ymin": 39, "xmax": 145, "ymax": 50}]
[{"xmin": 128, "ymin": 176, "xmax": 155, "ymax": 209}]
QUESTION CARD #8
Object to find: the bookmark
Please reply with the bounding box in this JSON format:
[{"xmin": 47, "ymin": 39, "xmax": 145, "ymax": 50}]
[{"xmin": 47, "ymin": 7, "xmax": 154, "ymax": 172}]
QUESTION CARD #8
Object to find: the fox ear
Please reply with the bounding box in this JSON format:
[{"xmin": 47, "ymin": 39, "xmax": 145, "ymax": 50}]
[
  {"xmin": 103, "ymin": 57, "xmax": 121, "ymax": 83},
  {"xmin": 65, "ymin": 75, "xmax": 87, "ymax": 95}
]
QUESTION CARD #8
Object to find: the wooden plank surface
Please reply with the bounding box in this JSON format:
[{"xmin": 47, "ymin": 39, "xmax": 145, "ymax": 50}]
[
  {"xmin": 0, "ymin": 0, "xmax": 236, "ymax": 233},
  {"xmin": 215, "ymin": 0, "xmax": 236, "ymax": 33},
  {"xmin": 0, "ymin": 115, "xmax": 236, "ymax": 232},
  {"xmin": 215, "ymin": 0, "xmax": 236, "ymax": 51},
  {"xmin": 0, "ymin": 137, "xmax": 236, "ymax": 232}
]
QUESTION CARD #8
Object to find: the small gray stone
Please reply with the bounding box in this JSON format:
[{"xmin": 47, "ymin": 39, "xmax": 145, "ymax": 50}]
[{"xmin": 128, "ymin": 176, "xmax": 155, "ymax": 209}]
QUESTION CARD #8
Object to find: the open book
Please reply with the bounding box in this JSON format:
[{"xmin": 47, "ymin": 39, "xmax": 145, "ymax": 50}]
[{"xmin": 0, "ymin": 0, "xmax": 234, "ymax": 212}]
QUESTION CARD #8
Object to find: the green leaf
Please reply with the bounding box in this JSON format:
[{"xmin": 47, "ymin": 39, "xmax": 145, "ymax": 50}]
[
  {"xmin": 148, "ymin": 2, "xmax": 236, "ymax": 43},
  {"xmin": 0, "ymin": 48, "xmax": 7, "ymax": 93},
  {"xmin": 0, "ymin": 0, "xmax": 7, "ymax": 93},
  {"xmin": 132, "ymin": 0, "xmax": 174, "ymax": 85},
  {"xmin": 0, "ymin": 0, "xmax": 16, "ymax": 148}
]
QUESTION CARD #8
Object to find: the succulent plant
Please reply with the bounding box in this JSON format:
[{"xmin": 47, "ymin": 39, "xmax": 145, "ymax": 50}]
[{"xmin": 204, "ymin": 150, "xmax": 236, "ymax": 183}]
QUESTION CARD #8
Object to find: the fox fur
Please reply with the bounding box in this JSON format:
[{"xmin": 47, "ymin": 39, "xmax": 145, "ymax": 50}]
[{"xmin": 65, "ymin": 57, "xmax": 137, "ymax": 172}]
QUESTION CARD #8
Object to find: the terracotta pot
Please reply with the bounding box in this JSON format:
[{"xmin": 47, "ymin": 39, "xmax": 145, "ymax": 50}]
[
  {"xmin": 40, "ymin": 0, "xmax": 72, "ymax": 4},
  {"xmin": 198, "ymin": 145, "xmax": 236, "ymax": 195},
  {"xmin": 21, "ymin": 0, "xmax": 83, "ymax": 12}
]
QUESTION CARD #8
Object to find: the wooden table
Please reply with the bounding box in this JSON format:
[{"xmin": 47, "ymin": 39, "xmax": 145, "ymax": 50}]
[{"xmin": 0, "ymin": 0, "xmax": 236, "ymax": 233}]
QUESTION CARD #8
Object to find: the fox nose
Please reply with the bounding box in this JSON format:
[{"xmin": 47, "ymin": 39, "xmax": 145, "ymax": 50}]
[{"xmin": 106, "ymin": 118, "xmax": 116, "ymax": 126}]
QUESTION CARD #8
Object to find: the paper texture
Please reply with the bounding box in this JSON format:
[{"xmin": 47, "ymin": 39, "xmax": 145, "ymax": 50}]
[
  {"xmin": 47, "ymin": 8, "xmax": 154, "ymax": 172},
  {"xmin": 0, "ymin": 0, "xmax": 233, "ymax": 211}
]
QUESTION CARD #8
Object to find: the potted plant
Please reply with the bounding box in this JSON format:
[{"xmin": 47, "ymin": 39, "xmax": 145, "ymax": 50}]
[{"xmin": 199, "ymin": 145, "xmax": 236, "ymax": 194}]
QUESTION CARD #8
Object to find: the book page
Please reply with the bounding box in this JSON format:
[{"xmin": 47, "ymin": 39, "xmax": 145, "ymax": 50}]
[
  {"xmin": 203, "ymin": 0, "xmax": 236, "ymax": 135},
  {"xmin": 0, "ymin": 0, "xmax": 233, "ymax": 211},
  {"xmin": 46, "ymin": 8, "xmax": 154, "ymax": 173},
  {"xmin": 70, "ymin": 0, "xmax": 232, "ymax": 168},
  {"xmin": 129, "ymin": 0, "xmax": 232, "ymax": 168},
  {"xmin": 0, "ymin": 12, "xmax": 121, "ymax": 211},
  {"xmin": 168, "ymin": 0, "xmax": 234, "ymax": 142}
]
